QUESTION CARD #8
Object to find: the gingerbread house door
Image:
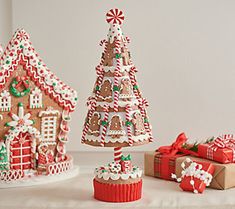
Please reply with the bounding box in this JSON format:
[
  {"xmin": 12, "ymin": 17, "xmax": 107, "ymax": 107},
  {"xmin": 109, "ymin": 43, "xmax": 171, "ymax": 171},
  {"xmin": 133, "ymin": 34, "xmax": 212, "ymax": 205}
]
[{"xmin": 10, "ymin": 132, "xmax": 33, "ymax": 170}]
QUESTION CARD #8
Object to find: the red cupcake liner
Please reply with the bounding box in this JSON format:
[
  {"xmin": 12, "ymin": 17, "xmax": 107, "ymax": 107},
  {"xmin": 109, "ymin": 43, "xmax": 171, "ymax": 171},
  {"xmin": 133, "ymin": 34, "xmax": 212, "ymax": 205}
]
[{"xmin": 93, "ymin": 178, "xmax": 142, "ymax": 202}]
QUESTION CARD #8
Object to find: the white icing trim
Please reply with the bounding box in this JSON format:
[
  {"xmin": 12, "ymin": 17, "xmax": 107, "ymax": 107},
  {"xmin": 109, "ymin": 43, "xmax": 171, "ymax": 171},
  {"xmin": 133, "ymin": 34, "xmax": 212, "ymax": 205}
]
[
  {"xmin": 0, "ymin": 29, "xmax": 78, "ymax": 111},
  {"xmin": 38, "ymin": 106, "xmax": 60, "ymax": 117},
  {"xmin": 85, "ymin": 132, "xmax": 150, "ymax": 144},
  {"xmin": 95, "ymin": 166, "xmax": 142, "ymax": 181},
  {"xmin": 103, "ymin": 65, "xmax": 134, "ymax": 73}
]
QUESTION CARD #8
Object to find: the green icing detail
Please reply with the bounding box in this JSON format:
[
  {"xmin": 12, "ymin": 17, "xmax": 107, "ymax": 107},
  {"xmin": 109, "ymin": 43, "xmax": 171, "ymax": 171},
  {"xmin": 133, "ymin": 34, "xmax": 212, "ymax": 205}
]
[
  {"xmin": 95, "ymin": 86, "xmax": 100, "ymax": 91},
  {"xmin": 6, "ymin": 60, "xmax": 10, "ymax": 64},
  {"xmin": 121, "ymin": 154, "xmax": 132, "ymax": 161},
  {"xmin": 18, "ymin": 102, "xmax": 23, "ymax": 107},
  {"xmin": 113, "ymin": 85, "xmax": 119, "ymax": 91},
  {"xmin": 115, "ymin": 53, "xmax": 121, "ymax": 59},
  {"xmin": 144, "ymin": 118, "xmax": 149, "ymax": 123},
  {"xmin": 102, "ymin": 121, "xmax": 108, "ymax": 126},
  {"xmin": 133, "ymin": 85, "xmax": 138, "ymax": 90},
  {"xmin": 125, "ymin": 121, "xmax": 132, "ymax": 126},
  {"xmin": 20, "ymin": 45, "xmax": 24, "ymax": 49},
  {"xmin": 5, "ymin": 123, "xmax": 10, "ymax": 127},
  {"xmin": 10, "ymin": 78, "xmax": 30, "ymax": 98}
]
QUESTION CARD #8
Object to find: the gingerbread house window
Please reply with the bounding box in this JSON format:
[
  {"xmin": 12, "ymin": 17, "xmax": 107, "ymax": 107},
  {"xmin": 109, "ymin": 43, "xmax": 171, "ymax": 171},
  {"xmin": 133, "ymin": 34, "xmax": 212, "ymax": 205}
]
[
  {"xmin": 30, "ymin": 87, "xmax": 42, "ymax": 109},
  {"xmin": 41, "ymin": 116, "xmax": 57, "ymax": 142},
  {"xmin": 39, "ymin": 107, "xmax": 60, "ymax": 143},
  {"xmin": 0, "ymin": 90, "xmax": 11, "ymax": 111}
]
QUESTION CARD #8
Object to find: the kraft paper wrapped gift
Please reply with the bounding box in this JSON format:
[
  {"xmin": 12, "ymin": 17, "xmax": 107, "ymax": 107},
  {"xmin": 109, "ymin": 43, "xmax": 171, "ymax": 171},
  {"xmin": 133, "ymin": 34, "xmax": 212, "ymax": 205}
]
[
  {"xmin": 144, "ymin": 151, "xmax": 183, "ymax": 180},
  {"xmin": 175, "ymin": 156, "xmax": 235, "ymax": 190}
]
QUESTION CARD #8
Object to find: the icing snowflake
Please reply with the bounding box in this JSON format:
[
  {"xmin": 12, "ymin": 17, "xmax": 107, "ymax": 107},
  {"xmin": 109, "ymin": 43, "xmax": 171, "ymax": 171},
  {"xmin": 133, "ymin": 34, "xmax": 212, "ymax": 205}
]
[{"xmin": 6, "ymin": 103, "xmax": 33, "ymax": 127}]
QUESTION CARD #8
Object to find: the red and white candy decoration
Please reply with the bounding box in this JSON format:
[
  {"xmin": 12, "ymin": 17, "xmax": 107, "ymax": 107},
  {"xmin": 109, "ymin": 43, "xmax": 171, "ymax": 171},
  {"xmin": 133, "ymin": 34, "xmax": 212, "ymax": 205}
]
[{"xmin": 106, "ymin": 8, "xmax": 124, "ymax": 25}]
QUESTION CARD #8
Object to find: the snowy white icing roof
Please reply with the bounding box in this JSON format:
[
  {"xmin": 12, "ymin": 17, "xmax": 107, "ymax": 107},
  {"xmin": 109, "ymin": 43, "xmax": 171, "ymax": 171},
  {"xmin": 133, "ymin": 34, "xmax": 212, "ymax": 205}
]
[{"xmin": 0, "ymin": 29, "xmax": 78, "ymax": 112}]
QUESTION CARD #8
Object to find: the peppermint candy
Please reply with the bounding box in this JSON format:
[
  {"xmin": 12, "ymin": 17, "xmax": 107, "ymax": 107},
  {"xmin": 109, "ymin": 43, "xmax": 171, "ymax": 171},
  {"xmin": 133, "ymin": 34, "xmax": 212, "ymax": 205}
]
[
  {"xmin": 106, "ymin": 8, "xmax": 124, "ymax": 25},
  {"xmin": 15, "ymin": 29, "xmax": 29, "ymax": 41}
]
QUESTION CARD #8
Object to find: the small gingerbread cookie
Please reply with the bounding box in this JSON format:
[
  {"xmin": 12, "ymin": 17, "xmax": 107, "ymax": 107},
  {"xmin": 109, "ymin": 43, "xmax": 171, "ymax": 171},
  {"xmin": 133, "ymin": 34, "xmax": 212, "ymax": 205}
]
[
  {"xmin": 121, "ymin": 47, "xmax": 131, "ymax": 66},
  {"xmin": 132, "ymin": 112, "xmax": 146, "ymax": 136},
  {"xmin": 108, "ymin": 115, "xmax": 125, "ymax": 138},
  {"xmin": 88, "ymin": 112, "xmax": 101, "ymax": 137},
  {"xmin": 119, "ymin": 78, "xmax": 133, "ymax": 101},
  {"xmin": 97, "ymin": 79, "xmax": 113, "ymax": 102}
]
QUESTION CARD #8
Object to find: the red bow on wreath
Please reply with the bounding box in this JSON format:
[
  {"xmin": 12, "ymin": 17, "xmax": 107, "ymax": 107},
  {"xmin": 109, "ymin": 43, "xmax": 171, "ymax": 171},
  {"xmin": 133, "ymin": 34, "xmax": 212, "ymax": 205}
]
[{"xmin": 15, "ymin": 76, "xmax": 29, "ymax": 89}]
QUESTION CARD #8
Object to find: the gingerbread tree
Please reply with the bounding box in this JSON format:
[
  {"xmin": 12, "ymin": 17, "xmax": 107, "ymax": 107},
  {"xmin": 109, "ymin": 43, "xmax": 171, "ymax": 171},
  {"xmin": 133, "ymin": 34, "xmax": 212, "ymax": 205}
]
[{"xmin": 81, "ymin": 9, "xmax": 153, "ymax": 202}]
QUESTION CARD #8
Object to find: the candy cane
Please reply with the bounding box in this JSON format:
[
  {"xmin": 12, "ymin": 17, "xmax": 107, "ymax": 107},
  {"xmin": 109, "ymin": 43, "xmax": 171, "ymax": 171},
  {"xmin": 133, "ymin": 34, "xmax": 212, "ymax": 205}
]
[
  {"xmin": 95, "ymin": 65, "xmax": 105, "ymax": 97},
  {"xmin": 125, "ymin": 36, "xmax": 131, "ymax": 43},
  {"xmin": 113, "ymin": 68, "xmax": 121, "ymax": 112},
  {"xmin": 125, "ymin": 104, "xmax": 133, "ymax": 146},
  {"xmin": 99, "ymin": 40, "xmax": 108, "ymax": 66},
  {"xmin": 81, "ymin": 101, "xmax": 96, "ymax": 143},
  {"xmin": 129, "ymin": 66, "xmax": 142, "ymax": 104},
  {"xmin": 114, "ymin": 147, "xmax": 122, "ymax": 162},
  {"xmin": 100, "ymin": 105, "xmax": 109, "ymax": 147},
  {"xmin": 139, "ymin": 103, "xmax": 153, "ymax": 142},
  {"xmin": 113, "ymin": 40, "xmax": 122, "ymax": 112}
]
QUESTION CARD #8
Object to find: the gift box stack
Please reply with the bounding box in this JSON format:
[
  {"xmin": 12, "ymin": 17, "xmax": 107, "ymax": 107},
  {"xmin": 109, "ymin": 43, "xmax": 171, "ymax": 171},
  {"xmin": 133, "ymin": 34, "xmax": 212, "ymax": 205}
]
[{"xmin": 145, "ymin": 133, "xmax": 235, "ymax": 193}]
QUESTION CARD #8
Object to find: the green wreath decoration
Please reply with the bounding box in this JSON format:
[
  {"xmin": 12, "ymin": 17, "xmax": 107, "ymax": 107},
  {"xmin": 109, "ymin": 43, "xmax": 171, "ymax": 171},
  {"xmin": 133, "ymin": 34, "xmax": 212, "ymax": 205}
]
[{"xmin": 10, "ymin": 77, "xmax": 30, "ymax": 97}]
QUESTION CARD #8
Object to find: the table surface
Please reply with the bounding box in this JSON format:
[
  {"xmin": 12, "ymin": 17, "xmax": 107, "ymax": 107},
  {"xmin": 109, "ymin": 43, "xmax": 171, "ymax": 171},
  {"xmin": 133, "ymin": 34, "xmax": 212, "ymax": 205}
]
[{"xmin": 1, "ymin": 152, "xmax": 235, "ymax": 209}]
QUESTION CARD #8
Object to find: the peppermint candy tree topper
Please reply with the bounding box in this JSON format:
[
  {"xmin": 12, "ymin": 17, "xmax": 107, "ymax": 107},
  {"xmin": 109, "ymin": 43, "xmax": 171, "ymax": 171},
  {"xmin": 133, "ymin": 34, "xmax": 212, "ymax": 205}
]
[{"xmin": 81, "ymin": 9, "xmax": 153, "ymax": 202}]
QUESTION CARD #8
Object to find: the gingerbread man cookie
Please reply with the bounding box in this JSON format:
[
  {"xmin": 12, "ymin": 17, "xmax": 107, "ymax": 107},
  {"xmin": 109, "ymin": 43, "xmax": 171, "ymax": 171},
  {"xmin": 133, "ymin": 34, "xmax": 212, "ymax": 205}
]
[
  {"xmin": 121, "ymin": 47, "xmax": 131, "ymax": 66},
  {"xmin": 119, "ymin": 78, "xmax": 133, "ymax": 101},
  {"xmin": 98, "ymin": 79, "xmax": 113, "ymax": 102},
  {"xmin": 108, "ymin": 115, "xmax": 125, "ymax": 138},
  {"xmin": 132, "ymin": 112, "xmax": 146, "ymax": 136},
  {"xmin": 88, "ymin": 112, "xmax": 101, "ymax": 137}
]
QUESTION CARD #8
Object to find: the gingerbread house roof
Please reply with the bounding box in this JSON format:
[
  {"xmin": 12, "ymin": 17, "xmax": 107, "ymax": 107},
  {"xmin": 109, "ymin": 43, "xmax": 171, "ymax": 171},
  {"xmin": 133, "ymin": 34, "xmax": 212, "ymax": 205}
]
[{"xmin": 0, "ymin": 29, "xmax": 78, "ymax": 112}]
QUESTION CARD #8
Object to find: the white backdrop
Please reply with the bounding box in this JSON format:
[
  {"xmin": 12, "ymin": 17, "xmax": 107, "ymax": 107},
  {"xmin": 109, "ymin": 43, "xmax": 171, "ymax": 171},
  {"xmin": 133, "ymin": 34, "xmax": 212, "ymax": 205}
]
[{"xmin": 1, "ymin": 0, "xmax": 235, "ymax": 151}]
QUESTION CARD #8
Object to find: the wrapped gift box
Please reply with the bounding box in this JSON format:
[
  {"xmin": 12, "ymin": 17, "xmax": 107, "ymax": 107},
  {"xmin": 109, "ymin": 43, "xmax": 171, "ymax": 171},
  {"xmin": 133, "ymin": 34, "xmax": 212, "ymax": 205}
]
[
  {"xmin": 145, "ymin": 133, "xmax": 190, "ymax": 180},
  {"xmin": 198, "ymin": 134, "xmax": 235, "ymax": 164},
  {"xmin": 175, "ymin": 156, "xmax": 235, "ymax": 190},
  {"xmin": 144, "ymin": 151, "xmax": 184, "ymax": 180},
  {"xmin": 177, "ymin": 158, "xmax": 214, "ymax": 193}
]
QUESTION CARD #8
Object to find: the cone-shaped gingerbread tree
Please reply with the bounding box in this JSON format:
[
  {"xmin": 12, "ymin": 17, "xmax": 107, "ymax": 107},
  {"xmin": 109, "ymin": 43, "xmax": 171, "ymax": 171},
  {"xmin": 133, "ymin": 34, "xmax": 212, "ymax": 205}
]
[{"xmin": 81, "ymin": 8, "xmax": 153, "ymax": 202}]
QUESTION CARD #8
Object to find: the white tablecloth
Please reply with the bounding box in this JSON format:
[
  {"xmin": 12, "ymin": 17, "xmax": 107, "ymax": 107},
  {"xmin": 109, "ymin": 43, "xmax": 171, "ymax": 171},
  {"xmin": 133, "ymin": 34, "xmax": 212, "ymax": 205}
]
[{"xmin": 1, "ymin": 152, "xmax": 235, "ymax": 209}]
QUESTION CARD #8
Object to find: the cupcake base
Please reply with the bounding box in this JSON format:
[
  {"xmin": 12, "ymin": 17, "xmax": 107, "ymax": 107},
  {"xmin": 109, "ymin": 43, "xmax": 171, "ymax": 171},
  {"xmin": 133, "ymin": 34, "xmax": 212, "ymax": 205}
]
[{"xmin": 93, "ymin": 178, "xmax": 142, "ymax": 202}]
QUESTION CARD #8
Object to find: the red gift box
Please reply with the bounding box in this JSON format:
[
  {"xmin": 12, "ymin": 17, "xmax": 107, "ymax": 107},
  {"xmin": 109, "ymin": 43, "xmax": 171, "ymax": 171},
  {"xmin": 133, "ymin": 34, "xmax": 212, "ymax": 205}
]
[
  {"xmin": 198, "ymin": 134, "xmax": 235, "ymax": 164},
  {"xmin": 174, "ymin": 158, "xmax": 215, "ymax": 193}
]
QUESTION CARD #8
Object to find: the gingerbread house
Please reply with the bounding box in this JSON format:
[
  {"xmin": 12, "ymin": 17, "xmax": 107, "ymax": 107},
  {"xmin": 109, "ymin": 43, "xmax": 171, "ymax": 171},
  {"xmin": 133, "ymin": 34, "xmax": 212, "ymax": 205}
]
[{"xmin": 0, "ymin": 29, "xmax": 78, "ymax": 185}]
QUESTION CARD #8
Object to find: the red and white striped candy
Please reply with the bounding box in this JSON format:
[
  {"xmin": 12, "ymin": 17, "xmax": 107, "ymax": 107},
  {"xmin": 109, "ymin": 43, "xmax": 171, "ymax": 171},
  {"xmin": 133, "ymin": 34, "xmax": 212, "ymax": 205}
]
[
  {"xmin": 129, "ymin": 66, "xmax": 142, "ymax": 103},
  {"xmin": 81, "ymin": 101, "xmax": 96, "ymax": 143},
  {"xmin": 99, "ymin": 39, "xmax": 107, "ymax": 47},
  {"xmin": 126, "ymin": 104, "xmax": 133, "ymax": 146},
  {"xmin": 139, "ymin": 104, "xmax": 153, "ymax": 142},
  {"xmin": 99, "ymin": 40, "xmax": 108, "ymax": 65},
  {"xmin": 106, "ymin": 9, "xmax": 124, "ymax": 25},
  {"xmin": 115, "ymin": 39, "xmax": 121, "ymax": 50},
  {"xmin": 113, "ymin": 66, "xmax": 121, "ymax": 112},
  {"xmin": 114, "ymin": 147, "xmax": 122, "ymax": 162},
  {"xmin": 100, "ymin": 105, "xmax": 109, "ymax": 146}
]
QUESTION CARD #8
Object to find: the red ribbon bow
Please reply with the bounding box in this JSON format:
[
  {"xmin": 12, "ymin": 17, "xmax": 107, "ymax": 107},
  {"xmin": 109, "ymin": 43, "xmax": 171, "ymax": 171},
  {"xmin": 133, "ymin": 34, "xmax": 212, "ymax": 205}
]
[
  {"xmin": 15, "ymin": 76, "xmax": 29, "ymax": 89},
  {"xmin": 158, "ymin": 133, "xmax": 187, "ymax": 157}
]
